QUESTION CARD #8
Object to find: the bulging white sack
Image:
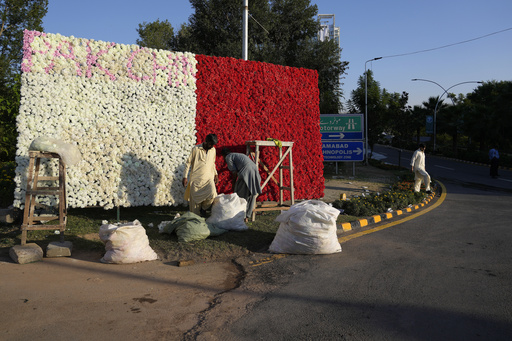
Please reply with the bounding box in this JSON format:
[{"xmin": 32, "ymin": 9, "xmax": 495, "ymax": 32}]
[
  {"xmin": 29, "ymin": 136, "xmax": 81, "ymax": 166},
  {"xmin": 269, "ymin": 200, "xmax": 342, "ymax": 254},
  {"xmin": 206, "ymin": 193, "xmax": 248, "ymax": 231},
  {"xmin": 99, "ymin": 220, "xmax": 158, "ymax": 264}
]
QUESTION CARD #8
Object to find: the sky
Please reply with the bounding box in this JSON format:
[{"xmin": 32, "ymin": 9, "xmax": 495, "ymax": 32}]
[{"xmin": 42, "ymin": 0, "xmax": 512, "ymax": 109}]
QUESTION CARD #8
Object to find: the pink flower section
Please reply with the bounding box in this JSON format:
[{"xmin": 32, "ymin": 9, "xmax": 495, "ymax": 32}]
[
  {"xmin": 22, "ymin": 30, "xmax": 196, "ymax": 88},
  {"xmin": 21, "ymin": 30, "xmax": 46, "ymax": 73}
]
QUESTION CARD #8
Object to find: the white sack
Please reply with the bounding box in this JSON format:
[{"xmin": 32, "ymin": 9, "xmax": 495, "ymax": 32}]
[
  {"xmin": 206, "ymin": 193, "xmax": 248, "ymax": 231},
  {"xmin": 99, "ymin": 220, "xmax": 158, "ymax": 264},
  {"xmin": 269, "ymin": 200, "xmax": 342, "ymax": 255},
  {"xmin": 29, "ymin": 136, "xmax": 82, "ymax": 166}
]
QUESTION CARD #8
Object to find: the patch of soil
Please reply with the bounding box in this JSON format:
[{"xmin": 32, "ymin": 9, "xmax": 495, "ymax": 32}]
[{"xmin": 321, "ymin": 164, "xmax": 399, "ymax": 203}]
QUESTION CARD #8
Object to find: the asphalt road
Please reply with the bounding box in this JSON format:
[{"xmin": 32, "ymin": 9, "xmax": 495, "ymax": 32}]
[{"xmin": 219, "ymin": 145, "xmax": 512, "ymax": 340}]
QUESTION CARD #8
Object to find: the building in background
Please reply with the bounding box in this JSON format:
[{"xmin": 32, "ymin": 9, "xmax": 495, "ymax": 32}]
[{"xmin": 318, "ymin": 14, "xmax": 340, "ymax": 48}]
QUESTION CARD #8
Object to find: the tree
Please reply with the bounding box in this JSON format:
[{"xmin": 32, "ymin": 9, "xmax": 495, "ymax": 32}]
[
  {"xmin": 186, "ymin": 0, "xmax": 270, "ymax": 58},
  {"xmin": 384, "ymin": 90, "xmax": 410, "ymax": 147},
  {"xmin": 136, "ymin": 19, "xmax": 175, "ymax": 50},
  {"xmin": 350, "ymin": 70, "xmax": 386, "ymax": 152},
  {"xmin": 263, "ymin": 0, "xmax": 319, "ymax": 66},
  {"xmin": 0, "ymin": 0, "xmax": 48, "ymax": 83},
  {"xmin": 409, "ymin": 105, "xmax": 428, "ymax": 146},
  {"xmin": 0, "ymin": 0, "xmax": 48, "ymax": 161},
  {"xmin": 465, "ymin": 81, "xmax": 512, "ymax": 152},
  {"xmin": 436, "ymin": 94, "xmax": 466, "ymax": 154}
]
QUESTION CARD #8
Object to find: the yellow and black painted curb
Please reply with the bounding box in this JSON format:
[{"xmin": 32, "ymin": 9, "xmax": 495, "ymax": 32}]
[{"xmin": 337, "ymin": 186, "xmax": 439, "ymax": 233}]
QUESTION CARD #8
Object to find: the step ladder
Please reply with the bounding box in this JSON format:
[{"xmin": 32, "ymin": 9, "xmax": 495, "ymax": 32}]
[
  {"xmin": 246, "ymin": 140, "xmax": 294, "ymax": 221},
  {"xmin": 21, "ymin": 151, "xmax": 67, "ymax": 245}
]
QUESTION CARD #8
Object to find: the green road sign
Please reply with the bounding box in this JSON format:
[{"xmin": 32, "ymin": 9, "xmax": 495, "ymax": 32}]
[{"xmin": 320, "ymin": 114, "xmax": 363, "ymax": 133}]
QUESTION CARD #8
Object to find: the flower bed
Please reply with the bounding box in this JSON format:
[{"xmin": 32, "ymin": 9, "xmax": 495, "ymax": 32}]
[{"xmin": 333, "ymin": 176, "xmax": 427, "ymax": 217}]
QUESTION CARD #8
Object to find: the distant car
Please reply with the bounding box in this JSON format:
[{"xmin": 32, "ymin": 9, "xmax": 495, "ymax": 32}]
[{"xmin": 378, "ymin": 132, "xmax": 394, "ymax": 145}]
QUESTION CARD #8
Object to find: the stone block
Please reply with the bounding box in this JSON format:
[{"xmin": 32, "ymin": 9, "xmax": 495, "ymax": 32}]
[
  {"xmin": 0, "ymin": 207, "xmax": 19, "ymax": 224},
  {"xmin": 9, "ymin": 243, "xmax": 43, "ymax": 264},
  {"xmin": 46, "ymin": 241, "xmax": 73, "ymax": 257}
]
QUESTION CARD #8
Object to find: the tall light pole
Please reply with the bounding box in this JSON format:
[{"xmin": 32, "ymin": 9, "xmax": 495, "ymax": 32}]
[
  {"xmin": 412, "ymin": 79, "xmax": 482, "ymax": 151},
  {"xmin": 242, "ymin": 0, "xmax": 248, "ymax": 60},
  {"xmin": 364, "ymin": 57, "xmax": 382, "ymax": 164}
]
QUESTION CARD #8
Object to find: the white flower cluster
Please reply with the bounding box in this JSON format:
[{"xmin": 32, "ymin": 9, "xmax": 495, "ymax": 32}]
[{"xmin": 15, "ymin": 32, "xmax": 198, "ymax": 209}]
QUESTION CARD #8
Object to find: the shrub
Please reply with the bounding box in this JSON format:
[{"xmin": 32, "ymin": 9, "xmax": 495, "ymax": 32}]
[
  {"xmin": 0, "ymin": 162, "xmax": 16, "ymax": 207},
  {"xmin": 333, "ymin": 176, "xmax": 428, "ymax": 217}
]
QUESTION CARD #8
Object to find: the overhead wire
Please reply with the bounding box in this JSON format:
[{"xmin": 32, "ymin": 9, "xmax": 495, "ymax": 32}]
[{"xmin": 379, "ymin": 27, "xmax": 512, "ymax": 59}]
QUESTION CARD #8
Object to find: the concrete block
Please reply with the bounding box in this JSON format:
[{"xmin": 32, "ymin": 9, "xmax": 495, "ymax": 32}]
[
  {"xmin": 46, "ymin": 241, "xmax": 73, "ymax": 257},
  {"xmin": 9, "ymin": 243, "xmax": 43, "ymax": 264},
  {"xmin": 0, "ymin": 207, "xmax": 19, "ymax": 224}
]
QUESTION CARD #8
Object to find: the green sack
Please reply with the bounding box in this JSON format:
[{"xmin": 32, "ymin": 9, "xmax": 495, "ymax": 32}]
[{"xmin": 162, "ymin": 212, "xmax": 227, "ymax": 243}]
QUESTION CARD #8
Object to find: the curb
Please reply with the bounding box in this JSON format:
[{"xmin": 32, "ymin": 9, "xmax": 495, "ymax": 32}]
[{"xmin": 337, "ymin": 187, "xmax": 438, "ymax": 233}]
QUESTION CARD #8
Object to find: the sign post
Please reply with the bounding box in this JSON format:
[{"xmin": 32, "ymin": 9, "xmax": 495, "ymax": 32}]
[{"xmin": 320, "ymin": 114, "xmax": 365, "ymax": 174}]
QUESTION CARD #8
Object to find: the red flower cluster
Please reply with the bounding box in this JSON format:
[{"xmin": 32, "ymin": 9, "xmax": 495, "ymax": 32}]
[{"xmin": 195, "ymin": 55, "xmax": 324, "ymax": 201}]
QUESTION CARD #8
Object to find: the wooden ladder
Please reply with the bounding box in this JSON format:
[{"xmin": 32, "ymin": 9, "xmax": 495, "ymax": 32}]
[
  {"xmin": 21, "ymin": 151, "xmax": 67, "ymax": 245},
  {"xmin": 246, "ymin": 140, "xmax": 295, "ymax": 221}
]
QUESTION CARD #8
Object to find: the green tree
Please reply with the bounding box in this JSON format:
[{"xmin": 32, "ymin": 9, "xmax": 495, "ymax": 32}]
[
  {"xmin": 436, "ymin": 94, "xmax": 466, "ymax": 154},
  {"xmin": 186, "ymin": 0, "xmax": 270, "ymax": 58},
  {"xmin": 136, "ymin": 19, "xmax": 175, "ymax": 50},
  {"xmin": 0, "ymin": 0, "xmax": 48, "ymax": 161},
  {"xmin": 408, "ymin": 105, "xmax": 428, "ymax": 147},
  {"xmin": 263, "ymin": 0, "xmax": 319, "ymax": 66},
  {"xmin": 0, "ymin": 0, "xmax": 48, "ymax": 82},
  {"xmin": 0, "ymin": 73, "xmax": 19, "ymax": 160},
  {"xmin": 465, "ymin": 81, "xmax": 512, "ymax": 152},
  {"xmin": 419, "ymin": 96, "xmax": 447, "ymax": 150},
  {"xmin": 350, "ymin": 70, "xmax": 386, "ymax": 152},
  {"xmin": 384, "ymin": 91, "xmax": 411, "ymax": 147}
]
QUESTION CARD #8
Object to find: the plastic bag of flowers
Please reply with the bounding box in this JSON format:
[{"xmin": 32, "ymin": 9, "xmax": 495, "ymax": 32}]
[
  {"xmin": 29, "ymin": 136, "xmax": 82, "ymax": 166},
  {"xmin": 269, "ymin": 200, "xmax": 342, "ymax": 255},
  {"xmin": 206, "ymin": 193, "xmax": 248, "ymax": 231},
  {"xmin": 99, "ymin": 220, "xmax": 158, "ymax": 264}
]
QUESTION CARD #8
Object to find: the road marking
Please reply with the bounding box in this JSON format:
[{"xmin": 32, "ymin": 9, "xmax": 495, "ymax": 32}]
[
  {"xmin": 372, "ymin": 152, "xmax": 387, "ymax": 161},
  {"xmin": 338, "ymin": 181, "xmax": 447, "ymax": 244},
  {"xmin": 499, "ymin": 178, "xmax": 512, "ymax": 183},
  {"xmin": 434, "ymin": 165, "xmax": 454, "ymax": 170}
]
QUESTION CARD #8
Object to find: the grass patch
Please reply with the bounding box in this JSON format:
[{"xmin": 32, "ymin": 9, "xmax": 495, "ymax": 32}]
[{"xmin": 1, "ymin": 159, "xmax": 429, "ymax": 262}]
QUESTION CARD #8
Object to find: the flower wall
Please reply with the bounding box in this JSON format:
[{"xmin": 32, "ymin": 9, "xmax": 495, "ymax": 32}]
[
  {"xmin": 195, "ymin": 55, "xmax": 324, "ymax": 201},
  {"xmin": 15, "ymin": 30, "xmax": 323, "ymax": 209}
]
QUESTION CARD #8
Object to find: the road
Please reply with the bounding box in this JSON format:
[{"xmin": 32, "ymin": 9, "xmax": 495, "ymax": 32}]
[{"xmin": 213, "ymin": 145, "xmax": 512, "ymax": 340}]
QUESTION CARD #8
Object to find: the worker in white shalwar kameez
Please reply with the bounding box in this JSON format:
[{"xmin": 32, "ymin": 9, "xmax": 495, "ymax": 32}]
[
  {"xmin": 222, "ymin": 148, "xmax": 262, "ymax": 221},
  {"xmin": 410, "ymin": 143, "xmax": 431, "ymax": 193},
  {"xmin": 183, "ymin": 134, "xmax": 219, "ymax": 216}
]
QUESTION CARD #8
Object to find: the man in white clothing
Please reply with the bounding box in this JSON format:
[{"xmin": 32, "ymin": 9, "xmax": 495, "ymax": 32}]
[
  {"xmin": 410, "ymin": 143, "xmax": 431, "ymax": 193},
  {"xmin": 183, "ymin": 134, "xmax": 219, "ymax": 216}
]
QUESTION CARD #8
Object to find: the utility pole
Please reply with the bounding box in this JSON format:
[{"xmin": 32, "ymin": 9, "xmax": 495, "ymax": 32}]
[{"xmin": 242, "ymin": 0, "xmax": 248, "ymax": 60}]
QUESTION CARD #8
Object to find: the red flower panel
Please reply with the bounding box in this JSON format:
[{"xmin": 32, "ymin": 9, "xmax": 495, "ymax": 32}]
[{"xmin": 195, "ymin": 55, "xmax": 324, "ymax": 202}]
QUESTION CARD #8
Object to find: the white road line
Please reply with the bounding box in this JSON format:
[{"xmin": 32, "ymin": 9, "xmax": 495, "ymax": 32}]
[
  {"xmin": 499, "ymin": 178, "xmax": 512, "ymax": 183},
  {"xmin": 434, "ymin": 165, "xmax": 454, "ymax": 170}
]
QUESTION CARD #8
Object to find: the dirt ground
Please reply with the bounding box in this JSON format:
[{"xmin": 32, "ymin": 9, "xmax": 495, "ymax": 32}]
[{"xmin": 0, "ymin": 164, "xmax": 398, "ymax": 340}]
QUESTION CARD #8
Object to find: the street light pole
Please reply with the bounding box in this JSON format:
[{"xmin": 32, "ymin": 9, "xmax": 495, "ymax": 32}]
[
  {"xmin": 242, "ymin": 0, "xmax": 248, "ymax": 60},
  {"xmin": 411, "ymin": 78, "xmax": 482, "ymax": 152},
  {"xmin": 364, "ymin": 57, "xmax": 382, "ymax": 165}
]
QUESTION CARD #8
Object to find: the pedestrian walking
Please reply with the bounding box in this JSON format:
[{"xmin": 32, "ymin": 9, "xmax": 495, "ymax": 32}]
[
  {"xmin": 410, "ymin": 143, "xmax": 431, "ymax": 193},
  {"xmin": 489, "ymin": 146, "xmax": 500, "ymax": 179}
]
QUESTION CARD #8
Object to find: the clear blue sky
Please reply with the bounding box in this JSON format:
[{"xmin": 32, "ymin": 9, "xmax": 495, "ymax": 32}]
[{"xmin": 43, "ymin": 0, "xmax": 512, "ymax": 108}]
